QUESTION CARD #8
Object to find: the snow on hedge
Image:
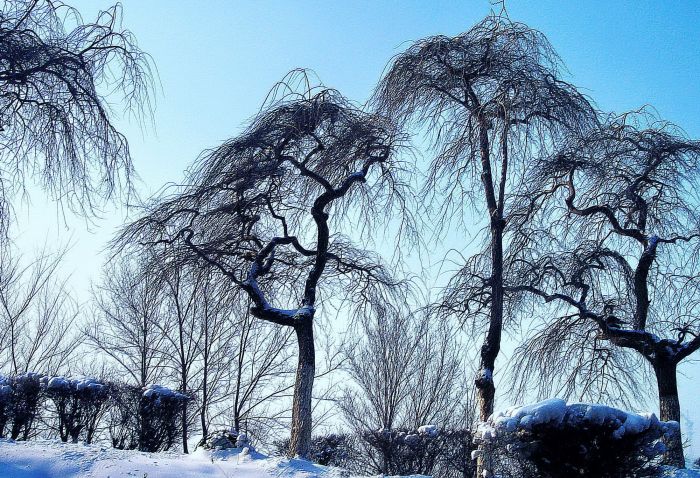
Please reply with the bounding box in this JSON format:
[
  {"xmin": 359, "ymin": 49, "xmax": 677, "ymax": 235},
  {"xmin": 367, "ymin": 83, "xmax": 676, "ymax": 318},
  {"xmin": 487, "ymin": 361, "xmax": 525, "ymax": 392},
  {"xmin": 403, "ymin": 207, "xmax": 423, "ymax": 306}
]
[
  {"xmin": 46, "ymin": 376, "xmax": 106, "ymax": 393},
  {"xmin": 479, "ymin": 397, "xmax": 677, "ymax": 442},
  {"xmin": 143, "ymin": 383, "xmax": 187, "ymax": 400}
]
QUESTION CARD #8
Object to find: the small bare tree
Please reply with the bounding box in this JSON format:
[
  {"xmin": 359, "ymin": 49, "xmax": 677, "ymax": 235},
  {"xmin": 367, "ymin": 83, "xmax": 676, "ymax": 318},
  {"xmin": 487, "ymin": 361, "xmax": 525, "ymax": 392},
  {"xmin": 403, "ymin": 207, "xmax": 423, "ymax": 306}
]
[
  {"xmin": 0, "ymin": 0, "xmax": 153, "ymax": 227},
  {"xmin": 0, "ymin": 245, "xmax": 79, "ymax": 375},
  {"xmin": 86, "ymin": 257, "xmax": 168, "ymax": 387},
  {"xmin": 508, "ymin": 110, "xmax": 700, "ymax": 467},
  {"xmin": 117, "ymin": 73, "xmax": 409, "ymax": 457},
  {"xmin": 156, "ymin": 263, "xmax": 206, "ymax": 453}
]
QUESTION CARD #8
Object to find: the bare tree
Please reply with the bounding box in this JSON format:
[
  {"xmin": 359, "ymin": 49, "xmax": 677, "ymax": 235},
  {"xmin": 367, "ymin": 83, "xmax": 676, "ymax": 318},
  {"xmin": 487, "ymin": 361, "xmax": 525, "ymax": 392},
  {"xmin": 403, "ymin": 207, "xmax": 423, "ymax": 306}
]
[
  {"xmin": 372, "ymin": 16, "xmax": 595, "ymax": 440},
  {"xmin": 341, "ymin": 307, "xmax": 473, "ymax": 475},
  {"xmin": 0, "ymin": 0, "xmax": 153, "ymax": 228},
  {"xmin": 195, "ymin": 273, "xmax": 237, "ymax": 440},
  {"xmin": 86, "ymin": 257, "xmax": 168, "ymax": 387},
  {"xmin": 116, "ymin": 72, "xmax": 408, "ymax": 457},
  {"xmin": 225, "ymin": 307, "xmax": 294, "ymax": 437},
  {"xmin": 156, "ymin": 263, "xmax": 205, "ymax": 454},
  {"xmin": 508, "ymin": 110, "xmax": 700, "ymax": 467},
  {"xmin": 0, "ymin": 245, "xmax": 79, "ymax": 375}
]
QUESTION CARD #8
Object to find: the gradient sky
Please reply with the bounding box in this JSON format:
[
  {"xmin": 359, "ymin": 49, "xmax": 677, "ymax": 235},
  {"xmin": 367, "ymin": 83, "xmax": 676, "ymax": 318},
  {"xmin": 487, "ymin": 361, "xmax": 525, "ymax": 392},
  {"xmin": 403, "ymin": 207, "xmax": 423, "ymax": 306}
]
[{"xmin": 13, "ymin": 0, "xmax": 700, "ymax": 459}]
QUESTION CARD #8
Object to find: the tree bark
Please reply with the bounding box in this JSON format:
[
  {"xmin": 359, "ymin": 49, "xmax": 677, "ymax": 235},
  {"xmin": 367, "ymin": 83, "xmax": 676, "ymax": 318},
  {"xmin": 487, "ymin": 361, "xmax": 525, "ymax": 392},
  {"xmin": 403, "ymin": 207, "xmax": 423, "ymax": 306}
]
[
  {"xmin": 473, "ymin": 117, "xmax": 504, "ymax": 478},
  {"xmin": 181, "ymin": 397, "xmax": 188, "ymax": 453},
  {"xmin": 654, "ymin": 359, "xmax": 685, "ymax": 467},
  {"xmin": 288, "ymin": 318, "xmax": 315, "ymax": 459}
]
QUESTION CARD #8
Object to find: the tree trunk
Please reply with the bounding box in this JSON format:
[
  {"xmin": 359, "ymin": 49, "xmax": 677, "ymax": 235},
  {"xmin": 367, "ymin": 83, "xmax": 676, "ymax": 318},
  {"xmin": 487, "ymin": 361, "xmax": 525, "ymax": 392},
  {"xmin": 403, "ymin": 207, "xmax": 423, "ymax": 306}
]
[
  {"xmin": 181, "ymin": 402, "xmax": 188, "ymax": 453},
  {"xmin": 200, "ymin": 379, "xmax": 208, "ymax": 440},
  {"xmin": 288, "ymin": 318, "xmax": 315, "ymax": 459},
  {"xmin": 654, "ymin": 359, "xmax": 685, "ymax": 467},
  {"xmin": 475, "ymin": 216, "xmax": 504, "ymax": 478}
]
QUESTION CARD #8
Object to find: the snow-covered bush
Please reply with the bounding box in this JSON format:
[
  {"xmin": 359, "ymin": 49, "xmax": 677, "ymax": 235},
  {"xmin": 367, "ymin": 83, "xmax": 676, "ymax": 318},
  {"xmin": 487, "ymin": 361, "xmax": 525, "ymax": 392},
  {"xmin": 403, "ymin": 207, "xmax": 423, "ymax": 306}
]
[
  {"xmin": 309, "ymin": 433, "xmax": 356, "ymax": 467},
  {"xmin": 200, "ymin": 428, "xmax": 241, "ymax": 450},
  {"xmin": 478, "ymin": 399, "xmax": 673, "ymax": 478},
  {"xmin": 45, "ymin": 376, "xmax": 109, "ymax": 443},
  {"xmin": 6, "ymin": 373, "xmax": 43, "ymax": 440},
  {"xmin": 361, "ymin": 426, "xmax": 444, "ymax": 475},
  {"xmin": 434, "ymin": 429, "xmax": 476, "ymax": 478},
  {"xmin": 139, "ymin": 384, "xmax": 189, "ymax": 452},
  {"xmin": 274, "ymin": 433, "xmax": 356, "ymax": 467},
  {"xmin": 108, "ymin": 382, "xmax": 189, "ymax": 452}
]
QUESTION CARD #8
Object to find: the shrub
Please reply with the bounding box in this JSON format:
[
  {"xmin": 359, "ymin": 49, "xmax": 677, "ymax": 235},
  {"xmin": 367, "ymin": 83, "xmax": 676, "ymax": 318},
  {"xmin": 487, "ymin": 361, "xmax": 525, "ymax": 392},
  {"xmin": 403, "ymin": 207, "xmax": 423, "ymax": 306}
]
[
  {"xmin": 45, "ymin": 376, "xmax": 109, "ymax": 443},
  {"xmin": 139, "ymin": 384, "xmax": 189, "ymax": 452},
  {"xmin": 108, "ymin": 383, "xmax": 189, "ymax": 452},
  {"xmin": 478, "ymin": 399, "xmax": 672, "ymax": 478},
  {"xmin": 107, "ymin": 382, "xmax": 141, "ymax": 450},
  {"xmin": 7, "ymin": 373, "xmax": 43, "ymax": 440},
  {"xmin": 361, "ymin": 426, "xmax": 443, "ymax": 475},
  {"xmin": 274, "ymin": 433, "xmax": 357, "ymax": 467},
  {"xmin": 436, "ymin": 429, "xmax": 477, "ymax": 478}
]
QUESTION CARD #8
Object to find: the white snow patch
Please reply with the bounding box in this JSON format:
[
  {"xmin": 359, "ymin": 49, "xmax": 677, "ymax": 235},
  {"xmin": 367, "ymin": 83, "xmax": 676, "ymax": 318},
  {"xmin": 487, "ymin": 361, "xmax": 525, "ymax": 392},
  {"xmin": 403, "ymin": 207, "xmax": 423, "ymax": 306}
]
[{"xmin": 0, "ymin": 439, "xmax": 363, "ymax": 478}]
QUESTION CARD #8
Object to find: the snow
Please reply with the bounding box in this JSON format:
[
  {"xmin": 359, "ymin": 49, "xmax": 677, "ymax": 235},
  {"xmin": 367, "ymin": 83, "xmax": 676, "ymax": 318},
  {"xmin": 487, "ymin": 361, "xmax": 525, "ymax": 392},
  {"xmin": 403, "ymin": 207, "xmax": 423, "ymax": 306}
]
[
  {"xmin": 660, "ymin": 467, "xmax": 700, "ymax": 478},
  {"xmin": 143, "ymin": 384, "xmax": 186, "ymax": 399},
  {"xmin": 0, "ymin": 439, "xmax": 359, "ymax": 478},
  {"xmin": 482, "ymin": 398, "xmax": 673, "ymax": 441},
  {"xmin": 46, "ymin": 376, "xmax": 106, "ymax": 393},
  {"xmin": 417, "ymin": 425, "xmax": 438, "ymax": 437}
]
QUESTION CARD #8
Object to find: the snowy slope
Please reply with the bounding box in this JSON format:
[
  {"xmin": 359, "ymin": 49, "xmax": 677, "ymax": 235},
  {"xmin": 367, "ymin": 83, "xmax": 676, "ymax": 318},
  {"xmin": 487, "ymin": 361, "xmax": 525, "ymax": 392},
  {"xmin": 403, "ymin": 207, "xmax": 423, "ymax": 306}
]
[{"xmin": 0, "ymin": 439, "xmax": 355, "ymax": 478}]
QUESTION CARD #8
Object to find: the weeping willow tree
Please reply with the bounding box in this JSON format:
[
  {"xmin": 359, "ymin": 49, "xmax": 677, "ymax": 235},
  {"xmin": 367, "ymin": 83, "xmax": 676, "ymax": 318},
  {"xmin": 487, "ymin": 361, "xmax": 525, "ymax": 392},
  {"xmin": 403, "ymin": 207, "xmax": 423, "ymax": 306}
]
[
  {"xmin": 0, "ymin": 0, "xmax": 154, "ymax": 227},
  {"xmin": 117, "ymin": 73, "xmax": 410, "ymax": 457},
  {"xmin": 373, "ymin": 16, "xmax": 595, "ymax": 427},
  {"xmin": 508, "ymin": 110, "xmax": 700, "ymax": 467}
]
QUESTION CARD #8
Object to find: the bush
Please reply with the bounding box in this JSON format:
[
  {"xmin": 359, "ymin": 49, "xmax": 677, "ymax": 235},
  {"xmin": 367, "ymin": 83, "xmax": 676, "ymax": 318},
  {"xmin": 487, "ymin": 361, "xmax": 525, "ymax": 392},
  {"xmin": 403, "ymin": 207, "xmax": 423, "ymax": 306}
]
[
  {"xmin": 139, "ymin": 384, "xmax": 189, "ymax": 452},
  {"xmin": 478, "ymin": 399, "xmax": 671, "ymax": 478},
  {"xmin": 45, "ymin": 376, "xmax": 109, "ymax": 443},
  {"xmin": 7, "ymin": 373, "xmax": 43, "ymax": 440},
  {"xmin": 274, "ymin": 433, "xmax": 357, "ymax": 467},
  {"xmin": 200, "ymin": 428, "xmax": 252, "ymax": 450},
  {"xmin": 361, "ymin": 426, "xmax": 443, "ymax": 475},
  {"xmin": 436, "ymin": 429, "xmax": 477, "ymax": 478},
  {"xmin": 108, "ymin": 383, "xmax": 189, "ymax": 452},
  {"xmin": 108, "ymin": 382, "xmax": 141, "ymax": 450}
]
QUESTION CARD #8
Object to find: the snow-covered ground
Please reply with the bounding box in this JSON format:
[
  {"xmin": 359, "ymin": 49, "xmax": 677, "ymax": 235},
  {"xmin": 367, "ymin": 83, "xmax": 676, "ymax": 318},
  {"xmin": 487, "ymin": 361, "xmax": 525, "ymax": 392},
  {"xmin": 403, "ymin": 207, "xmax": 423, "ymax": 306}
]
[
  {"xmin": 1, "ymin": 437, "xmax": 699, "ymax": 477},
  {"xmin": 0, "ymin": 439, "xmax": 355, "ymax": 478}
]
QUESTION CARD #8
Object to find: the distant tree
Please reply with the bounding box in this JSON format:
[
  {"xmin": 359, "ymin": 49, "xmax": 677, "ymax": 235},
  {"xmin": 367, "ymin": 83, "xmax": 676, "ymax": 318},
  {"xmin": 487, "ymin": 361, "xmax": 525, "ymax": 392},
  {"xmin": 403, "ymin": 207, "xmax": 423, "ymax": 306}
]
[
  {"xmin": 0, "ymin": 246, "xmax": 79, "ymax": 376},
  {"xmin": 0, "ymin": 0, "xmax": 153, "ymax": 228},
  {"xmin": 86, "ymin": 258, "xmax": 168, "ymax": 387},
  {"xmin": 192, "ymin": 274, "xmax": 295, "ymax": 444},
  {"xmin": 372, "ymin": 16, "xmax": 595, "ymax": 443},
  {"xmin": 195, "ymin": 273, "xmax": 236, "ymax": 440},
  {"xmin": 117, "ymin": 73, "xmax": 408, "ymax": 457},
  {"xmin": 225, "ymin": 306, "xmax": 295, "ymax": 439},
  {"xmin": 509, "ymin": 111, "xmax": 700, "ymax": 467},
  {"xmin": 157, "ymin": 264, "xmax": 204, "ymax": 454}
]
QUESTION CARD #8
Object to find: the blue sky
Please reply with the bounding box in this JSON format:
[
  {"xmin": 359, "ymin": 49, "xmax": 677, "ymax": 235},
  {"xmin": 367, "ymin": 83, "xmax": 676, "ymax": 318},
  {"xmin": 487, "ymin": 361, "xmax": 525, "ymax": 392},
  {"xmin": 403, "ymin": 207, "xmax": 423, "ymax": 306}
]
[{"xmin": 14, "ymin": 0, "xmax": 700, "ymax": 459}]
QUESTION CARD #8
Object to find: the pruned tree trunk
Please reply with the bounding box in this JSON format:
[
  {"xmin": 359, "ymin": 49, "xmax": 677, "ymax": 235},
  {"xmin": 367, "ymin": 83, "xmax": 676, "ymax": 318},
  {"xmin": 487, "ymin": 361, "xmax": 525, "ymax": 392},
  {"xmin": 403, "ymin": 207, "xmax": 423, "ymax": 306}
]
[
  {"xmin": 288, "ymin": 318, "xmax": 315, "ymax": 459},
  {"xmin": 654, "ymin": 359, "xmax": 685, "ymax": 467}
]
